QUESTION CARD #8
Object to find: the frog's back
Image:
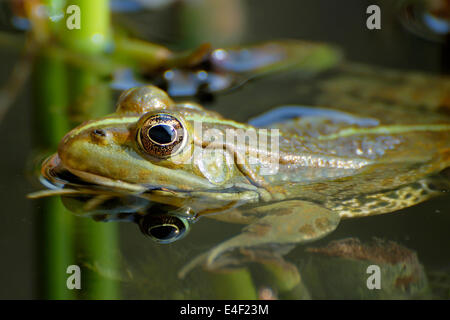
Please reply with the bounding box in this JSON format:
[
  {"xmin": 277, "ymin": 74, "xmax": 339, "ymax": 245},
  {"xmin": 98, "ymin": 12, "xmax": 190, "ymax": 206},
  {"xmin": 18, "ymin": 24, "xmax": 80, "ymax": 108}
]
[{"xmin": 250, "ymin": 104, "xmax": 450, "ymax": 217}]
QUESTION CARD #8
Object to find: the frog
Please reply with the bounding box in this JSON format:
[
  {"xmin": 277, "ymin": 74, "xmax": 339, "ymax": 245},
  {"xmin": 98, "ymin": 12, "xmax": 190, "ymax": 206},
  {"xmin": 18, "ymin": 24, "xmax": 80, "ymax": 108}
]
[{"xmin": 29, "ymin": 84, "xmax": 450, "ymax": 281}]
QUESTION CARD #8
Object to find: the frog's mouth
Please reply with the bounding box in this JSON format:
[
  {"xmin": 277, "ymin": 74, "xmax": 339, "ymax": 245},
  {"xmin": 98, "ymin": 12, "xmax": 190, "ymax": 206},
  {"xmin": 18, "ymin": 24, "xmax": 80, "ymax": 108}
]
[
  {"xmin": 29, "ymin": 153, "xmax": 259, "ymax": 205},
  {"xmin": 38, "ymin": 153, "xmax": 161, "ymax": 194},
  {"xmin": 28, "ymin": 153, "xmax": 191, "ymax": 207}
]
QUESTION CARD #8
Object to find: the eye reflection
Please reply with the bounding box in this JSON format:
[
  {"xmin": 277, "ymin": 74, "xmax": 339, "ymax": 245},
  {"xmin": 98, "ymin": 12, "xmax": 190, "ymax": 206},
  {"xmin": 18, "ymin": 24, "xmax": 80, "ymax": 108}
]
[
  {"xmin": 59, "ymin": 191, "xmax": 192, "ymax": 244},
  {"xmin": 139, "ymin": 214, "xmax": 189, "ymax": 244}
]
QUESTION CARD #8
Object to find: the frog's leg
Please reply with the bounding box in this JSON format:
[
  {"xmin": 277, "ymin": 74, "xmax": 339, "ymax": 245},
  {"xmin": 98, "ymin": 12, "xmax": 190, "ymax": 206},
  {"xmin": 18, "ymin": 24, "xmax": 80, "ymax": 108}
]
[{"xmin": 179, "ymin": 200, "xmax": 340, "ymax": 281}]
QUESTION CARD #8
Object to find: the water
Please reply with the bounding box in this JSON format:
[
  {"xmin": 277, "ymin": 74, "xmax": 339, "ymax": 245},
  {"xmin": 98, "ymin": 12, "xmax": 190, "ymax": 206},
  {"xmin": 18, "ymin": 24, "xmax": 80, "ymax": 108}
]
[{"xmin": 0, "ymin": 0, "xmax": 449, "ymax": 299}]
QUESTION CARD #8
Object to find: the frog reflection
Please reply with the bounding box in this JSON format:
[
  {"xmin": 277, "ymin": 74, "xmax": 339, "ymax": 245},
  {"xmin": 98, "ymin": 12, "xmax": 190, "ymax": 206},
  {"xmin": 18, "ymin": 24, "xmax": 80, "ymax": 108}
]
[
  {"xmin": 60, "ymin": 192, "xmax": 193, "ymax": 244},
  {"xmin": 114, "ymin": 40, "xmax": 341, "ymax": 100}
]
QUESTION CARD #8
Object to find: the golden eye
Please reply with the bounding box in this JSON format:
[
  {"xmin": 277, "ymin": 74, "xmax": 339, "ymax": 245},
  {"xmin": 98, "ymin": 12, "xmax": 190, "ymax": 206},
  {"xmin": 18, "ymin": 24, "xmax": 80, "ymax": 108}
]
[{"xmin": 137, "ymin": 113, "xmax": 186, "ymax": 158}]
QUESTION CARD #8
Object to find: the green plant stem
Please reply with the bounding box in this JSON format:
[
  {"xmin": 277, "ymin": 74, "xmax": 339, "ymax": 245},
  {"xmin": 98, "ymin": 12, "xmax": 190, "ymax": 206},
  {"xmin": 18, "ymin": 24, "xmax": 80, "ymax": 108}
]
[
  {"xmin": 33, "ymin": 51, "xmax": 75, "ymax": 300},
  {"xmin": 33, "ymin": 0, "xmax": 119, "ymax": 299},
  {"xmin": 207, "ymin": 268, "xmax": 258, "ymax": 300},
  {"xmin": 61, "ymin": 0, "xmax": 119, "ymax": 299},
  {"xmin": 60, "ymin": 0, "xmax": 111, "ymax": 54}
]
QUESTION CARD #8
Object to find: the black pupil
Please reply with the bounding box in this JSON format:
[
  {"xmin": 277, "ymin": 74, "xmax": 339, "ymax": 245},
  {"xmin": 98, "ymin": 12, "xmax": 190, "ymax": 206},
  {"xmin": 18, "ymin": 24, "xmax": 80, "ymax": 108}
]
[
  {"xmin": 148, "ymin": 124, "xmax": 176, "ymax": 144},
  {"xmin": 149, "ymin": 225, "xmax": 179, "ymax": 240}
]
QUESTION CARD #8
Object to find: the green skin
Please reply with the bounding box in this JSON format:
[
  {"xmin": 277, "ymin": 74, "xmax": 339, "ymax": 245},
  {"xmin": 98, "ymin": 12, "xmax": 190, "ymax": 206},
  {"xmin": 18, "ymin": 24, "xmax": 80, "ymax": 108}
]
[{"xmin": 34, "ymin": 85, "xmax": 450, "ymax": 277}]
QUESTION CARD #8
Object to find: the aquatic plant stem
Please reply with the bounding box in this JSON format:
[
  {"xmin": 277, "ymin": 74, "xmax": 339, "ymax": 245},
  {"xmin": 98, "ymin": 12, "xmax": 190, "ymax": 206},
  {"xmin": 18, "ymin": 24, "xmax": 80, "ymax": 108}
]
[
  {"xmin": 60, "ymin": 0, "xmax": 119, "ymax": 299},
  {"xmin": 60, "ymin": 0, "xmax": 111, "ymax": 54},
  {"xmin": 34, "ymin": 0, "xmax": 119, "ymax": 299},
  {"xmin": 207, "ymin": 268, "xmax": 258, "ymax": 300},
  {"xmin": 33, "ymin": 51, "xmax": 75, "ymax": 300}
]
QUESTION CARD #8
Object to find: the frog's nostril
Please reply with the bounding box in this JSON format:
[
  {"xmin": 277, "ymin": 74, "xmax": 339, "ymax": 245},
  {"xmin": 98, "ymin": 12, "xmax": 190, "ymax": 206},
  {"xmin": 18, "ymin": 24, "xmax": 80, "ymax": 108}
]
[
  {"xmin": 90, "ymin": 129, "xmax": 109, "ymax": 144},
  {"xmin": 93, "ymin": 129, "xmax": 107, "ymax": 137}
]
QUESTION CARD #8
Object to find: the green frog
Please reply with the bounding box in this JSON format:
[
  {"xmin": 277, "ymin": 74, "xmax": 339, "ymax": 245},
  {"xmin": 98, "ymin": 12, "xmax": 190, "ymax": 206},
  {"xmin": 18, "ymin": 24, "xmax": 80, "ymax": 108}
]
[{"xmin": 30, "ymin": 84, "xmax": 450, "ymax": 279}]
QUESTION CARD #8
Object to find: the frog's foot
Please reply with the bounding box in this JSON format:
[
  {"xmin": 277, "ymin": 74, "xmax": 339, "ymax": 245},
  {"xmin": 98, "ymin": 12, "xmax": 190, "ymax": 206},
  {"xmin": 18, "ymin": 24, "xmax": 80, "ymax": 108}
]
[{"xmin": 178, "ymin": 200, "xmax": 340, "ymax": 278}]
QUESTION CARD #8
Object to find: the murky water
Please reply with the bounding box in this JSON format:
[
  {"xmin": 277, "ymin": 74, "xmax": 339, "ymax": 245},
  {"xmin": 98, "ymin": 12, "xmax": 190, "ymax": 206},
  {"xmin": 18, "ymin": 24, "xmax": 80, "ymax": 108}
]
[{"xmin": 0, "ymin": 0, "xmax": 449, "ymax": 299}]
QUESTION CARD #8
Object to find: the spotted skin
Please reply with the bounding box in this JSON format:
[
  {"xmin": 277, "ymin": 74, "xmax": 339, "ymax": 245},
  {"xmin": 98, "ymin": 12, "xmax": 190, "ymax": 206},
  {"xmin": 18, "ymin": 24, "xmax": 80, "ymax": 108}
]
[{"xmin": 327, "ymin": 180, "xmax": 439, "ymax": 218}]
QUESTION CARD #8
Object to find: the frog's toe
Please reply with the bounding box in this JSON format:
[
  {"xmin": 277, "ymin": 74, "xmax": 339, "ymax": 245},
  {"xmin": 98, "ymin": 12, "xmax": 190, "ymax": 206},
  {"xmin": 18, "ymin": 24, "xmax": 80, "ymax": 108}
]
[
  {"xmin": 178, "ymin": 238, "xmax": 253, "ymax": 278},
  {"xmin": 204, "ymin": 238, "xmax": 246, "ymax": 268},
  {"xmin": 178, "ymin": 251, "xmax": 209, "ymax": 279}
]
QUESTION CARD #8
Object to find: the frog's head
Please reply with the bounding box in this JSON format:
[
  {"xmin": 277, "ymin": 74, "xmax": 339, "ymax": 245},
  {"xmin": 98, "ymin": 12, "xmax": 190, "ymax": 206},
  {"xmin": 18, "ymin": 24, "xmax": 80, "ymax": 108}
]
[{"xmin": 42, "ymin": 86, "xmax": 253, "ymax": 199}]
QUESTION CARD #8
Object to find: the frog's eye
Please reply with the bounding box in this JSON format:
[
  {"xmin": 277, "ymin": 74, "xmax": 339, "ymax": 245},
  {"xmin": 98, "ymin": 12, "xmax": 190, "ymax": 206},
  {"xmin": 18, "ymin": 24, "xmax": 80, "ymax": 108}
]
[
  {"xmin": 137, "ymin": 113, "xmax": 186, "ymax": 158},
  {"xmin": 139, "ymin": 214, "xmax": 189, "ymax": 244}
]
